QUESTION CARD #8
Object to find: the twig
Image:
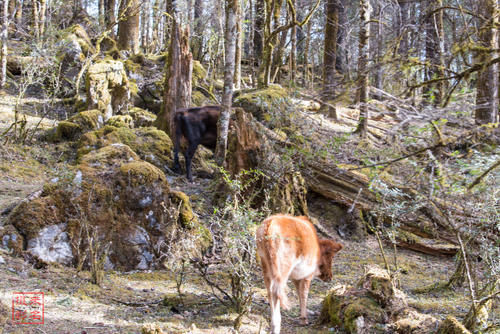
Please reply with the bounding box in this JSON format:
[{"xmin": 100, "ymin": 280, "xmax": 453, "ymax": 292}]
[{"xmin": 467, "ymin": 158, "xmax": 500, "ymax": 191}]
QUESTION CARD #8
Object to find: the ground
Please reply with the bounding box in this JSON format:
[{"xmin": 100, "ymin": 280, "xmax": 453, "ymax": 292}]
[{"xmin": 0, "ymin": 92, "xmax": 475, "ymax": 334}]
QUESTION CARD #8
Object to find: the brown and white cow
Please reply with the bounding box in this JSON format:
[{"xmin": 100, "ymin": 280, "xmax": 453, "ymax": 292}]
[{"xmin": 256, "ymin": 214, "xmax": 343, "ymax": 334}]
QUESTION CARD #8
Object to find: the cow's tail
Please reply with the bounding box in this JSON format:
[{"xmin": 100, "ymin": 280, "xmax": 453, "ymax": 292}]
[{"xmin": 271, "ymin": 277, "xmax": 289, "ymax": 310}]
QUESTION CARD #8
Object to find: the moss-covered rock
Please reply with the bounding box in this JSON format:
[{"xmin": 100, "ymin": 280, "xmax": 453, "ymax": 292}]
[
  {"xmin": 0, "ymin": 224, "xmax": 24, "ymax": 255},
  {"xmin": 192, "ymin": 60, "xmax": 207, "ymax": 87},
  {"xmin": 234, "ymin": 85, "xmax": 288, "ymax": 121},
  {"xmin": 124, "ymin": 107, "xmax": 156, "ymax": 127},
  {"xmin": 86, "ymin": 59, "xmax": 130, "ymax": 120},
  {"xmin": 55, "ymin": 121, "xmax": 82, "ymax": 140},
  {"xmin": 320, "ymin": 266, "xmax": 438, "ymax": 334},
  {"xmin": 77, "ymin": 126, "xmax": 173, "ymax": 171},
  {"xmin": 5, "ymin": 144, "xmax": 208, "ymax": 270},
  {"xmin": 107, "ymin": 115, "xmax": 134, "ymax": 128},
  {"xmin": 436, "ymin": 316, "xmax": 471, "ymax": 334}
]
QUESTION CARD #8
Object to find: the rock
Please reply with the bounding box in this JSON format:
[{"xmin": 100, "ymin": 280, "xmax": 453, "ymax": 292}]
[
  {"xmin": 141, "ymin": 323, "xmax": 164, "ymax": 334},
  {"xmin": 77, "ymin": 126, "xmax": 173, "ymax": 172},
  {"xmin": 0, "ymin": 255, "xmax": 5, "ymax": 264},
  {"xmin": 436, "ymin": 316, "xmax": 471, "ymax": 334},
  {"xmin": 55, "ymin": 24, "xmax": 95, "ymax": 97},
  {"xmin": 233, "ymin": 85, "xmax": 288, "ymax": 121},
  {"xmin": 107, "ymin": 115, "xmax": 134, "ymax": 128},
  {"xmin": 86, "ymin": 59, "xmax": 131, "ymax": 120},
  {"xmin": 5, "ymin": 144, "xmax": 209, "ymax": 270},
  {"xmin": 320, "ymin": 265, "xmax": 438, "ymax": 334},
  {"xmin": 54, "ymin": 109, "xmax": 104, "ymax": 141},
  {"xmin": 123, "ymin": 107, "xmax": 156, "ymax": 127}
]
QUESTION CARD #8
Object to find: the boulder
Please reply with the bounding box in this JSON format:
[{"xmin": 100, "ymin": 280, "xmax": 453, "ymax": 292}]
[
  {"xmin": 5, "ymin": 144, "xmax": 210, "ymax": 271},
  {"xmin": 436, "ymin": 316, "xmax": 471, "ymax": 334},
  {"xmin": 233, "ymin": 85, "xmax": 288, "ymax": 122},
  {"xmin": 86, "ymin": 59, "xmax": 131, "ymax": 120},
  {"xmin": 320, "ymin": 266, "xmax": 439, "ymax": 334},
  {"xmin": 54, "ymin": 109, "xmax": 104, "ymax": 141},
  {"xmin": 77, "ymin": 126, "xmax": 173, "ymax": 171}
]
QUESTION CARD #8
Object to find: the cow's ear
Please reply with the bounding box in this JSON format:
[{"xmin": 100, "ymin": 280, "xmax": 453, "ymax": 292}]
[{"xmin": 332, "ymin": 242, "xmax": 343, "ymax": 253}]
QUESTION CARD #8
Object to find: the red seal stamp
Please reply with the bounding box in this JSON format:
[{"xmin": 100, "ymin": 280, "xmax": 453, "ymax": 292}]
[{"xmin": 12, "ymin": 292, "xmax": 44, "ymax": 324}]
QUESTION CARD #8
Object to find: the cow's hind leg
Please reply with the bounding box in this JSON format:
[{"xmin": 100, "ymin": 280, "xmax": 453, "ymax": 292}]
[
  {"xmin": 293, "ymin": 277, "xmax": 312, "ymax": 325},
  {"xmin": 270, "ymin": 281, "xmax": 282, "ymax": 334},
  {"xmin": 185, "ymin": 141, "xmax": 198, "ymax": 181}
]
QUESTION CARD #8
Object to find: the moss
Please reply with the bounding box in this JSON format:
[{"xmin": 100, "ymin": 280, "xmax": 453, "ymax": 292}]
[
  {"xmin": 234, "ymin": 85, "xmax": 288, "ymax": 120},
  {"xmin": 320, "ymin": 290, "xmax": 345, "ymax": 326},
  {"xmin": 119, "ymin": 161, "xmax": 166, "ymax": 187},
  {"xmin": 192, "ymin": 90, "xmax": 208, "ymax": 106},
  {"xmin": 192, "ymin": 60, "xmax": 207, "ymax": 86},
  {"xmin": 343, "ymin": 297, "xmax": 386, "ymax": 333},
  {"xmin": 9, "ymin": 197, "xmax": 61, "ymax": 240},
  {"xmin": 106, "ymin": 115, "xmax": 134, "ymax": 128},
  {"xmin": 68, "ymin": 24, "xmax": 94, "ymax": 54},
  {"xmin": 125, "ymin": 107, "xmax": 156, "ymax": 127},
  {"xmin": 55, "ymin": 121, "xmax": 82, "ymax": 141},
  {"xmin": 124, "ymin": 59, "xmax": 141, "ymax": 73},
  {"xmin": 170, "ymin": 191, "xmax": 198, "ymax": 228},
  {"xmin": 0, "ymin": 225, "xmax": 24, "ymax": 255},
  {"xmin": 69, "ymin": 109, "xmax": 104, "ymax": 130},
  {"xmin": 79, "ymin": 144, "xmax": 140, "ymax": 168},
  {"xmin": 436, "ymin": 316, "xmax": 471, "ymax": 334}
]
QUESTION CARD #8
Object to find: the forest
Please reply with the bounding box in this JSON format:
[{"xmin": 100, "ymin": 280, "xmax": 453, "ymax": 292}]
[{"xmin": 0, "ymin": 0, "xmax": 498, "ymax": 333}]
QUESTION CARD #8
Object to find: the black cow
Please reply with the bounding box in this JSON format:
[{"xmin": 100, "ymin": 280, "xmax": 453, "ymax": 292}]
[{"xmin": 173, "ymin": 106, "xmax": 221, "ymax": 181}]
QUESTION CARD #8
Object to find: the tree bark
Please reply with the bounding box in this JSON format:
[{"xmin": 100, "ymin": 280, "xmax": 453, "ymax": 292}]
[
  {"xmin": 475, "ymin": 0, "xmax": 499, "ymax": 124},
  {"xmin": 105, "ymin": 0, "xmax": 117, "ymax": 38},
  {"xmin": 154, "ymin": 21, "xmax": 192, "ymax": 138},
  {"xmin": 302, "ymin": 20, "xmax": 312, "ymax": 87},
  {"xmin": 191, "ymin": 0, "xmax": 203, "ymax": 60},
  {"xmin": 1, "ymin": 0, "xmax": 8, "ymax": 89},
  {"xmin": 290, "ymin": 3, "xmax": 296, "ymax": 84},
  {"xmin": 215, "ymin": 0, "xmax": 237, "ymax": 166},
  {"xmin": 32, "ymin": 0, "xmax": 39, "ymax": 40},
  {"xmin": 322, "ymin": 0, "xmax": 340, "ymax": 119},
  {"xmin": 253, "ymin": 0, "xmax": 264, "ymax": 64},
  {"xmin": 354, "ymin": 0, "xmax": 370, "ymax": 137},
  {"xmin": 141, "ymin": 0, "xmax": 150, "ymax": 51},
  {"xmin": 424, "ymin": 0, "xmax": 445, "ymax": 106},
  {"xmin": 118, "ymin": 0, "xmax": 140, "ymax": 53},
  {"xmin": 234, "ymin": 0, "xmax": 242, "ymax": 90}
]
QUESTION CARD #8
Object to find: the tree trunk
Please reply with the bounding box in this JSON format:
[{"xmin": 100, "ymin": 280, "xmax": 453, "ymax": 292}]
[
  {"xmin": 32, "ymin": 0, "xmax": 39, "ymax": 40},
  {"xmin": 271, "ymin": 22, "xmax": 288, "ymax": 83},
  {"xmin": 475, "ymin": 0, "xmax": 499, "ymax": 124},
  {"xmin": 1, "ymin": 0, "xmax": 8, "ymax": 89},
  {"xmin": 302, "ymin": 20, "xmax": 311, "ymax": 87},
  {"xmin": 424, "ymin": 0, "xmax": 445, "ymax": 106},
  {"xmin": 234, "ymin": 0, "xmax": 242, "ymax": 90},
  {"xmin": 99, "ymin": 0, "xmax": 105, "ymax": 27},
  {"xmin": 322, "ymin": 0, "xmax": 340, "ymax": 120},
  {"xmin": 14, "ymin": 0, "xmax": 21, "ymax": 37},
  {"xmin": 354, "ymin": 0, "xmax": 370, "ymax": 137},
  {"xmin": 151, "ymin": 0, "xmax": 160, "ymax": 51},
  {"xmin": 105, "ymin": 0, "xmax": 117, "ymax": 38},
  {"xmin": 372, "ymin": 2, "xmax": 383, "ymax": 93},
  {"xmin": 118, "ymin": 0, "xmax": 140, "ymax": 53},
  {"xmin": 253, "ymin": 0, "xmax": 264, "ymax": 64},
  {"xmin": 154, "ymin": 21, "xmax": 192, "ymax": 138},
  {"xmin": 335, "ymin": 0, "xmax": 345, "ymax": 72},
  {"xmin": 191, "ymin": 0, "xmax": 203, "ymax": 61},
  {"xmin": 290, "ymin": 7, "xmax": 296, "ymax": 84},
  {"xmin": 141, "ymin": 0, "xmax": 150, "ymax": 51},
  {"xmin": 215, "ymin": 0, "xmax": 237, "ymax": 166}
]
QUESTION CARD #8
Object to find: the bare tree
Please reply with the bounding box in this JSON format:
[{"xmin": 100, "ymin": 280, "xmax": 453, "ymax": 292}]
[
  {"xmin": 475, "ymin": 0, "xmax": 499, "ymax": 124},
  {"xmin": 322, "ymin": 0, "xmax": 340, "ymax": 119},
  {"xmin": 0, "ymin": 0, "xmax": 7, "ymax": 89},
  {"xmin": 354, "ymin": 0, "xmax": 370, "ymax": 137},
  {"xmin": 215, "ymin": 0, "xmax": 238, "ymax": 166}
]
